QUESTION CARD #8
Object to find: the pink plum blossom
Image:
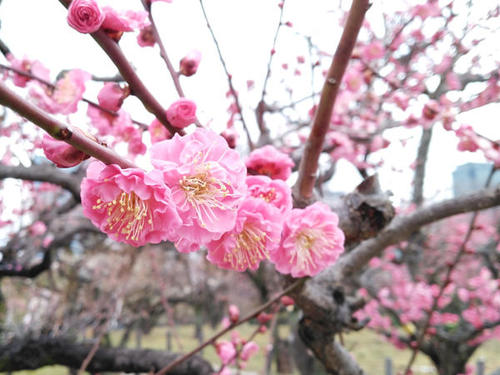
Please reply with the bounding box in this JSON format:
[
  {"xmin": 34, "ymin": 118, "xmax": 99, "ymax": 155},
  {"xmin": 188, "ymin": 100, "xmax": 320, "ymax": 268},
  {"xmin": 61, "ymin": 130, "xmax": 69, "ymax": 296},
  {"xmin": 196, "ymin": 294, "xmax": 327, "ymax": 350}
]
[
  {"xmin": 149, "ymin": 118, "xmax": 172, "ymax": 143},
  {"xmin": 245, "ymin": 175, "xmax": 292, "ymax": 215},
  {"xmin": 101, "ymin": 7, "xmax": 148, "ymax": 33},
  {"xmin": 151, "ymin": 128, "xmax": 247, "ymax": 252},
  {"xmin": 41, "ymin": 133, "xmax": 90, "ymax": 168},
  {"xmin": 361, "ymin": 40, "xmax": 384, "ymax": 60},
  {"xmin": 166, "ymin": 99, "xmax": 197, "ymax": 128},
  {"xmin": 97, "ymin": 83, "xmax": 129, "ymax": 112},
  {"xmin": 67, "ymin": 0, "xmax": 105, "ymax": 34},
  {"xmin": 80, "ymin": 161, "xmax": 181, "ymax": 246},
  {"xmin": 179, "ymin": 50, "xmax": 202, "ymax": 77},
  {"xmin": 6, "ymin": 54, "xmax": 50, "ymax": 88},
  {"xmin": 207, "ymin": 197, "xmax": 282, "ymax": 271},
  {"xmin": 240, "ymin": 341, "xmax": 259, "ymax": 361},
  {"xmin": 29, "ymin": 221, "xmax": 47, "ymax": 236},
  {"xmin": 29, "ymin": 69, "xmax": 91, "ymax": 115},
  {"xmin": 137, "ymin": 25, "xmax": 156, "ymax": 47},
  {"xmin": 271, "ymin": 202, "xmax": 345, "ymax": 278},
  {"xmin": 215, "ymin": 341, "xmax": 236, "ymax": 365},
  {"xmin": 245, "ymin": 145, "xmax": 294, "ymax": 181}
]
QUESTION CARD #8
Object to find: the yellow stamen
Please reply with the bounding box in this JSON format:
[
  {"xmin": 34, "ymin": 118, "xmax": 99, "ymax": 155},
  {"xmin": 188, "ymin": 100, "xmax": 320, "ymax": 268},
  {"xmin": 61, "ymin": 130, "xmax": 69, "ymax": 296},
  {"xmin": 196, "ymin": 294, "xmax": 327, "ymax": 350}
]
[
  {"xmin": 223, "ymin": 224, "xmax": 269, "ymax": 269},
  {"xmin": 92, "ymin": 191, "xmax": 153, "ymax": 241}
]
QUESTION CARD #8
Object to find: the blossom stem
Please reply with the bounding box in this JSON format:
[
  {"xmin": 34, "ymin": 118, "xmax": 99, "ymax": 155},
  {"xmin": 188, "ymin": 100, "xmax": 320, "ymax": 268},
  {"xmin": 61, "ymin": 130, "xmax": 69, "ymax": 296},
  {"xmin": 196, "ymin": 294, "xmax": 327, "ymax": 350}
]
[
  {"xmin": 294, "ymin": 0, "xmax": 370, "ymax": 205},
  {"xmin": 57, "ymin": 0, "xmax": 184, "ymax": 136},
  {"xmin": 154, "ymin": 278, "xmax": 305, "ymax": 375},
  {"xmin": 0, "ymin": 80, "xmax": 135, "ymax": 169}
]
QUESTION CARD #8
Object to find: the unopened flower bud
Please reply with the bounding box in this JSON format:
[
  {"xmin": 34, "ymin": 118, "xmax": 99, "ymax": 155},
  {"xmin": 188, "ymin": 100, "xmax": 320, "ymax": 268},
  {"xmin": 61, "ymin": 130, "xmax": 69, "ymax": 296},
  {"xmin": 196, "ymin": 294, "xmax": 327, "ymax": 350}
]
[{"xmin": 179, "ymin": 50, "xmax": 201, "ymax": 77}]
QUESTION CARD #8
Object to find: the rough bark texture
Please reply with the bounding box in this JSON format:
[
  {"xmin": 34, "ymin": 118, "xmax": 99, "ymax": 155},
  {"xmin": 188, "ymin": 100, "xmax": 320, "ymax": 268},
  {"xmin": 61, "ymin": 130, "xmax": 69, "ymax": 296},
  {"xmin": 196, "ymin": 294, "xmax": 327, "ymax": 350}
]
[{"xmin": 0, "ymin": 336, "xmax": 213, "ymax": 374}]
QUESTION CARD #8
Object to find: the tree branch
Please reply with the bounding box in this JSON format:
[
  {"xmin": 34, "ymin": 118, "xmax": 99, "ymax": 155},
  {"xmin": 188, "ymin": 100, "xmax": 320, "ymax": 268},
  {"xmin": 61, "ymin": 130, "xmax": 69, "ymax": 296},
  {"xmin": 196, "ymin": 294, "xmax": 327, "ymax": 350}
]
[
  {"xmin": 0, "ymin": 163, "xmax": 82, "ymax": 201},
  {"xmin": 294, "ymin": 0, "xmax": 370, "ymax": 205},
  {"xmin": 336, "ymin": 182, "xmax": 500, "ymax": 280},
  {"xmin": 0, "ymin": 80, "xmax": 135, "ymax": 169},
  {"xmin": 0, "ymin": 336, "xmax": 213, "ymax": 375},
  {"xmin": 57, "ymin": 0, "xmax": 184, "ymax": 136}
]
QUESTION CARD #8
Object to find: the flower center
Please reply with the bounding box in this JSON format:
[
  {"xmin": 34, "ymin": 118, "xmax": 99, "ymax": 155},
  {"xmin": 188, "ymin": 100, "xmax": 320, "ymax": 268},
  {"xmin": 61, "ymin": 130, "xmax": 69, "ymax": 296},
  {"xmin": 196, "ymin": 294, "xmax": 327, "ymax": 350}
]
[
  {"xmin": 224, "ymin": 224, "xmax": 269, "ymax": 270},
  {"xmin": 179, "ymin": 163, "xmax": 233, "ymax": 227},
  {"xmin": 250, "ymin": 186, "xmax": 276, "ymax": 203},
  {"xmin": 291, "ymin": 229, "xmax": 325, "ymax": 273},
  {"xmin": 54, "ymin": 76, "xmax": 77, "ymax": 104},
  {"xmin": 92, "ymin": 191, "xmax": 153, "ymax": 241}
]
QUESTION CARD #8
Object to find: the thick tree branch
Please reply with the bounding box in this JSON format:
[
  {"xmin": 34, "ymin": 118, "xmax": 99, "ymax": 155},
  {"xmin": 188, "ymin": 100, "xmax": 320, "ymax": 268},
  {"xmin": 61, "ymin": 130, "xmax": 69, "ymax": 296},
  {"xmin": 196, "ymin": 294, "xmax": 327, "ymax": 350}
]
[
  {"xmin": 0, "ymin": 163, "xmax": 82, "ymax": 201},
  {"xmin": 0, "ymin": 336, "xmax": 213, "ymax": 375},
  {"xmin": 294, "ymin": 0, "xmax": 370, "ymax": 205},
  {"xmin": 336, "ymin": 183, "xmax": 500, "ymax": 280}
]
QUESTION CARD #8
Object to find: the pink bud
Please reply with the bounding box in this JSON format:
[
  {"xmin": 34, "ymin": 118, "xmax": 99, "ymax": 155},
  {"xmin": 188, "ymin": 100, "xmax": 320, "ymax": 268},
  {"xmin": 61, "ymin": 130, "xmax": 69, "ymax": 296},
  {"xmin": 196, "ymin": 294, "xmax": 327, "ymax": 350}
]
[
  {"xmin": 42, "ymin": 133, "xmax": 90, "ymax": 168},
  {"xmin": 422, "ymin": 100, "xmax": 440, "ymax": 120},
  {"xmin": 67, "ymin": 0, "xmax": 105, "ymax": 34},
  {"xmin": 30, "ymin": 221, "xmax": 47, "ymax": 236},
  {"xmin": 257, "ymin": 312, "xmax": 272, "ymax": 324},
  {"xmin": 220, "ymin": 128, "xmax": 238, "ymax": 149},
  {"xmin": 280, "ymin": 296, "xmax": 295, "ymax": 306},
  {"xmin": 166, "ymin": 98, "xmax": 197, "ymax": 128},
  {"xmin": 97, "ymin": 83, "xmax": 129, "ymax": 112},
  {"xmin": 179, "ymin": 50, "xmax": 202, "ymax": 77},
  {"xmin": 228, "ymin": 304, "xmax": 240, "ymax": 323}
]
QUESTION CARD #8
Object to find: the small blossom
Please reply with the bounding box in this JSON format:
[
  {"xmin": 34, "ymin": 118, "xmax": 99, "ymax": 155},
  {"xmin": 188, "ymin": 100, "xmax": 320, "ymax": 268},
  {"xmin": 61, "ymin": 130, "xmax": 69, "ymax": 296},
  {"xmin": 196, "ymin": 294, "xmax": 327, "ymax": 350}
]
[
  {"xmin": 67, "ymin": 0, "xmax": 105, "ymax": 34},
  {"xmin": 6, "ymin": 54, "xmax": 50, "ymax": 88},
  {"xmin": 81, "ymin": 161, "xmax": 181, "ymax": 246},
  {"xmin": 246, "ymin": 145, "xmax": 294, "ymax": 181},
  {"xmin": 246, "ymin": 175, "xmax": 292, "ymax": 215},
  {"xmin": 149, "ymin": 118, "xmax": 173, "ymax": 143},
  {"xmin": 207, "ymin": 197, "xmax": 282, "ymax": 271},
  {"xmin": 42, "ymin": 132, "xmax": 90, "ymax": 168},
  {"xmin": 215, "ymin": 341, "xmax": 236, "ymax": 365},
  {"xmin": 240, "ymin": 341, "xmax": 259, "ymax": 362},
  {"xmin": 257, "ymin": 312, "xmax": 272, "ymax": 324},
  {"xmin": 271, "ymin": 202, "xmax": 345, "ymax": 278},
  {"xmin": 166, "ymin": 99, "xmax": 197, "ymax": 128},
  {"xmin": 102, "ymin": 7, "xmax": 147, "ymax": 33},
  {"xmin": 280, "ymin": 296, "xmax": 295, "ymax": 306},
  {"xmin": 137, "ymin": 24, "xmax": 156, "ymax": 47},
  {"xmin": 30, "ymin": 69, "xmax": 91, "ymax": 115},
  {"xmin": 151, "ymin": 129, "xmax": 247, "ymax": 252},
  {"xmin": 362, "ymin": 40, "xmax": 385, "ymax": 60},
  {"xmin": 179, "ymin": 50, "xmax": 202, "ymax": 77},
  {"xmin": 29, "ymin": 221, "xmax": 47, "ymax": 236},
  {"xmin": 97, "ymin": 83, "xmax": 129, "ymax": 112}
]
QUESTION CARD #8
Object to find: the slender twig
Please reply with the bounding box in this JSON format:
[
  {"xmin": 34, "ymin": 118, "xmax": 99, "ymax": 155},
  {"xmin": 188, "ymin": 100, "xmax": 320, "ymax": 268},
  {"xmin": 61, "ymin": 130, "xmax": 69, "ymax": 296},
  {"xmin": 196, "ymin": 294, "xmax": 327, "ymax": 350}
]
[
  {"xmin": 154, "ymin": 278, "xmax": 305, "ymax": 375},
  {"xmin": 141, "ymin": 0, "xmax": 185, "ymax": 98},
  {"xmin": 0, "ymin": 63, "xmax": 148, "ymax": 129},
  {"xmin": 57, "ymin": 0, "xmax": 183, "ymax": 135},
  {"xmin": 0, "ymin": 80, "xmax": 135, "ymax": 169},
  {"xmin": 403, "ymin": 166, "xmax": 497, "ymax": 375},
  {"xmin": 256, "ymin": 0, "xmax": 287, "ymax": 134},
  {"xmin": 198, "ymin": 0, "xmax": 254, "ymax": 150},
  {"xmin": 293, "ymin": 0, "xmax": 370, "ymax": 205}
]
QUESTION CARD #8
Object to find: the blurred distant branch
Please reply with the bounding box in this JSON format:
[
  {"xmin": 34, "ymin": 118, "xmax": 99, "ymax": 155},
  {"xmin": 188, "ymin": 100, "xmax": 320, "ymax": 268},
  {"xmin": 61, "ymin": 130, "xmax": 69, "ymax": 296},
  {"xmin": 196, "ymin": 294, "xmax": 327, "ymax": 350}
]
[
  {"xmin": 0, "ymin": 336, "xmax": 213, "ymax": 375},
  {"xmin": 335, "ymin": 183, "xmax": 500, "ymax": 280},
  {"xmin": 0, "ymin": 163, "xmax": 82, "ymax": 201},
  {"xmin": 0, "ymin": 38, "xmax": 10, "ymax": 58}
]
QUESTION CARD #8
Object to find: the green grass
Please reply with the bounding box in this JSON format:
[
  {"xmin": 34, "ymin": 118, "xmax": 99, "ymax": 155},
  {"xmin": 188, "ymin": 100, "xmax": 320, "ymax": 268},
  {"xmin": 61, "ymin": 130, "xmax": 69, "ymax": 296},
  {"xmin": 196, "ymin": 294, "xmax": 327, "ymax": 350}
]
[{"xmin": 4, "ymin": 325, "xmax": 500, "ymax": 374}]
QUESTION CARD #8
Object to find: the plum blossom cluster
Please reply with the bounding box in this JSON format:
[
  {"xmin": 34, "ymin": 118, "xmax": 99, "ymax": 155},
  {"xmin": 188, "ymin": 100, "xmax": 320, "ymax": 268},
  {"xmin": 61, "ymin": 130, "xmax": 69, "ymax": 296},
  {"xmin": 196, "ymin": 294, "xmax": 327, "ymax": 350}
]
[
  {"xmin": 77, "ymin": 129, "xmax": 344, "ymax": 277},
  {"xmin": 355, "ymin": 214, "xmax": 500, "ymax": 350}
]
